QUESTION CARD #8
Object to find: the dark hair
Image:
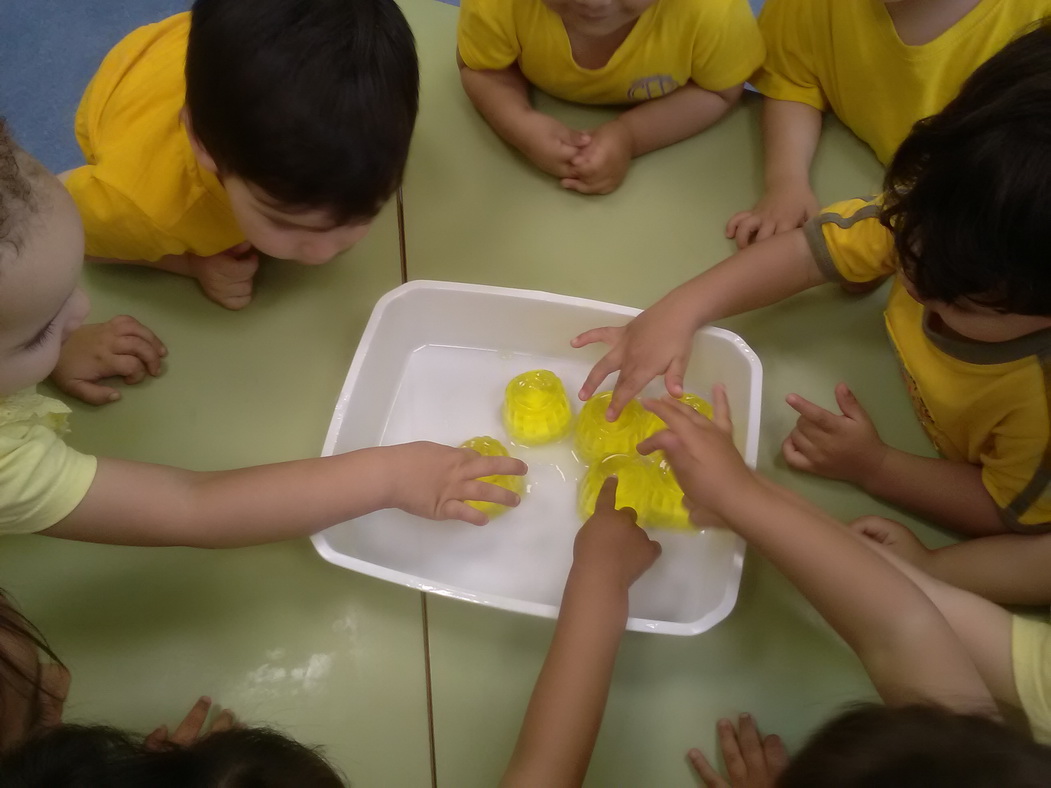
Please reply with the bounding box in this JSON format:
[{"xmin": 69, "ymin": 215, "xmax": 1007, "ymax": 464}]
[
  {"xmin": 0, "ymin": 119, "xmax": 38, "ymax": 256},
  {"xmin": 880, "ymin": 21, "xmax": 1051, "ymax": 315},
  {"xmin": 185, "ymin": 0, "xmax": 419, "ymax": 222},
  {"xmin": 0, "ymin": 591, "xmax": 66, "ymax": 752},
  {"xmin": 0, "ymin": 725, "xmax": 346, "ymax": 787},
  {"xmin": 781, "ymin": 704, "xmax": 1051, "ymax": 787}
]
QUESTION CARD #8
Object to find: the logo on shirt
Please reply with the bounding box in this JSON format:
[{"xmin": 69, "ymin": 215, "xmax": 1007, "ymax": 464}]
[
  {"xmin": 895, "ymin": 354, "xmax": 948, "ymax": 456},
  {"xmin": 627, "ymin": 74, "xmax": 679, "ymax": 101}
]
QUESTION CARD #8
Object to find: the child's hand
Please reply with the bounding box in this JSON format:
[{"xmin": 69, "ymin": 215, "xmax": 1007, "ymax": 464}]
[
  {"xmin": 851, "ymin": 515, "xmax": 933, "ymax": 570},
  {"xmin": 725, "ymin": 181, "xmax": 820, "ymax": 250},
  {"xmin": 189, "ymin": 241, "xmax": 261, "ymax": 310},
  {"xmin": 573, "ymin": 476, "xmax": 661, "ymax": 589},
  {"xmin": 144, "ymin": 696, "xmax": 237, "ymax": 750},
  {"xmin": 561, "ymin": 119, "xmax": 633, "ymax": 195},
  {"xmin": 50, "ymin": 316, "xmax": 167, "ymax": 405},
  {"xmin": 638, "ymin": 386, "xmax": 756, "ymax": 521},
  {"xmin": 572, "ymin": 301, "xmax": 697, "ymax": 421},
  {"xmin": 688, "ymin": 714, "xmax": 789, "ymax": 788},
  {"xmin": 519, "ymin": 112, "xmax": 591, "ymax": 180},
  {"xmin": 389, "ymin": 442, "xmax": 528, "ymax": 526},
  {"xmin": 782, "ymin": 383, "xmax": 888, "ymax": 485}
]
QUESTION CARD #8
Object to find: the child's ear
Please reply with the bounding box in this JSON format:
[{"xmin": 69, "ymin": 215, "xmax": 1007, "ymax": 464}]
[{"xmin": 181, "ymin": 108, "xmax": 218, "ymax": 174}]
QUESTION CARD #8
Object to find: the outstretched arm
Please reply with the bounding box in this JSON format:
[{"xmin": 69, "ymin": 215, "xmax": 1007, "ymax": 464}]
[
  {"xmin": 502, "ymin": 477, "xmax": 661, "ymax": 787},
  {"xmin": 640, "ymin": 390, "xmax": 997, "ymax": 713},
  {"xmin": 44, "ymin": 443, "xmax": 527, "ymax": 547}
]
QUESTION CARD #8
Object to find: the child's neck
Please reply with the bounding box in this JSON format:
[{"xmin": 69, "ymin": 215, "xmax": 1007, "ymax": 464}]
[
  {"xmin": 563, "ymin": 19, "xmax": 639, "ymax": 70},
  {"xmin": 883, "ymin": 0, "xmax": 983, "ymax": 46}
]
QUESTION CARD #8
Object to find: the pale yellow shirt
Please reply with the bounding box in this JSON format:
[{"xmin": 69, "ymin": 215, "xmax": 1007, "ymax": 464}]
[
  {"xmin": 0, "ymin": 391, "xmax": 97, "ymax": 534},
  {"xmin": 752, "ymin": 0, "xmax": 1051, "ymax": 164},
  {"xmin": 65, "ymin": 12, "xmax": 243, "ymax": 262},
  {"xmin": 457, "ymin": 0, "xmax": 764, "ymax": 104},
  {"xmin": 1012, "ymin": 616, "xmax": 1051, "ymax": 744},
  {"xmin": 806, "ymin": 198, "xmax": 1051, "ymax": 531}
]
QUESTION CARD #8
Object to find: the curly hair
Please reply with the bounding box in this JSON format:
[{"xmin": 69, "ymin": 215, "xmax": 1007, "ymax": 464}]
[{"xmin": 0, "ymin": 119, "xmax": 39, "ymax": 256}]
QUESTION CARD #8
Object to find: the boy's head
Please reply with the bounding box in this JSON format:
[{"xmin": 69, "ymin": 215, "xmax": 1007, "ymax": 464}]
[
  {"xmin": 0, "ymin": 120, "xmax": 89, "ymax": 397},
  {"xmin": 541, "ymin": 0, "xmax": 657, "ymax": 39},
  {"xmin": 185, "ymin": 0, "xmax": 419, "ymax": 265},
  {"xmin": 781, "ymin": 704, "xmax": 1051, "ymax": 787},
  {"xmin": 881, "ymin": 22, "xmax": 1051, "ymax": 343}
]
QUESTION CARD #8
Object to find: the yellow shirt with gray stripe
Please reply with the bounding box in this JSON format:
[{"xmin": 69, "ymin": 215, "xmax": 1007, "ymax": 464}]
[{"xmin": 805, "ymin": 197, "xmax": 1051, "ymax": 531}]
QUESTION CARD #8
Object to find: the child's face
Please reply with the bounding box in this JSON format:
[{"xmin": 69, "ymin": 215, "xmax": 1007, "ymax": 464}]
[
  {"xmin": 0, "ymin": 176, "xmax": 90, "ymax": 397},
  {"xmin": 221, "ymin": 176, "xmax": 373, "ymax": 265},
  {"xmin": 898, "ymin": 271, "xmax": 1051, "ymax": 343},
  {"xmin": 543, "ymin": 0, "xmax": 658, "ymax": 38}
]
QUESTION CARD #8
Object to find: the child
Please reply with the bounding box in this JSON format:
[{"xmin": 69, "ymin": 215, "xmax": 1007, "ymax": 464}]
[
  {"xmin": 642, "ymin": 392, "xmax": 1051, "ymax": 784},
  {"xmin": 572, "ymin": 23, "xmax": 1051, "ymax": 601},
  {"xmin": 0, "ymin": 124, "xmax": 525, "ymax": 546},
  {"xmin": 456, "ymin": 0, "xmax": 764, "ymax": 195},
  {"xmin": 63, "ymin": 0, "xmax": 419, "ymax": 310},
  {"xmin": 725, "ymin": 0, "xmax": 1051, "ymax": 249}
]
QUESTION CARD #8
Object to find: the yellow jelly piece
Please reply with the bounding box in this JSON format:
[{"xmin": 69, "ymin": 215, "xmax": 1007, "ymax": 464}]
[
  {"xmin": 577, "ymin": 454, "xmax": 656, "ymax": 524},
  {"xmin": 639, "ymin": 392, "xmax": 714, "ymax": 442},
  {"xmin": 503, "ymin": 370, "xmax": 573, "ymax": 446},
  {"xmin": 460, "ymin": 436, "xmax": 525, "ymax": 517},
  {"xmin": 574, "ymin": 392, "xmax": 646, "ymax": 464},
  {"xmin": 647, "ymin": 457, "xmax": 693, "ymax": 530}
]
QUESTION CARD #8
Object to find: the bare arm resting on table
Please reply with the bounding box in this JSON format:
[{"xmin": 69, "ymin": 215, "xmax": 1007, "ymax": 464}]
[
  {"xmin": 43, "ymin": 444, "xmax": 527, "ymax": 547},
  {"xmin": 726, "ymin": 98, "xmax": 823, "ymax": 249},
  {"xmin": 573, "ymin": 229, "xmax": 826, "ymax": 419},
  {"xmin": 501, "ymin": 477, "xmax": 661, "ymax": 788},
  {"xmin": 639, "ymin": 390, "xmax": 997, "ymax": 712}
]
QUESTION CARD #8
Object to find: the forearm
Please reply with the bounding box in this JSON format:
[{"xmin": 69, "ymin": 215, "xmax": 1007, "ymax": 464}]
[
  {"xmin": 924, "ymin": 533, "xmax": 1051, "ymax": 605},
  {"xmin": 654, "ymin": 228, "xmax": 827, "ymax": 329},
  {"xmin": 458, "ymin": 59, "xmax": 537, "ymax": 153},
  {"xmin": 86, "ymin": 253, "xmax": 194, "ymax": 277},
  {"xmin": 722, "ymin": 484, "xmax": 993, "ymax": 709},
  {"xmin": 502, "ymin": 569, "xmax": 628, "ymax": 788},
  {"xmin": 617, "ymin": 83, "xmax": 742, "ymax": 157},
  {"xmin": 760, "ymin": 98, "xmax": 822, "ymax": 191},
  {"xmin": 863, "ymin": 449, "xmax": 1006, "ymax": 537},
  {"xmin": 46, "ymin": 449, "xmax": 398, "ymax": 547}
]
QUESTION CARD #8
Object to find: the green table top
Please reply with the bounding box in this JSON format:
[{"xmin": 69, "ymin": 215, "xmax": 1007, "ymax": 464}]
[{"xmin": 1, "ymin": 1, "xmax": 957, "ymax": 785}]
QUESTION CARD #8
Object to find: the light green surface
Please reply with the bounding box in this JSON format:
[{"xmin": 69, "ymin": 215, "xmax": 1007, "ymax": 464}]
[
  {"xmin": 400, "ymin": 0, "xmax": 952, "ymax": 785},
  {"xmin": 0, "ymin": 202, "xmax": 434, "ymax": 787}
]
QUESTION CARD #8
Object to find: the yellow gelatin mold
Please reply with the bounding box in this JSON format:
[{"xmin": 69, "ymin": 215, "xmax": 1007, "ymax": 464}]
[
  {"xmin": 574, "ymin": 392, "xmax": 646, "ymax": 464},
  {"xmin": 503, "ymin": 370, "xmax": 573, "ymax": 446},
  {"xmin": 577, "ymin": 454, "xmax": 656, "ymax": 524},
  {"xmin": 639, "ymin": 392, "xmax": 714, "ymax": 442},
  {"xmin": 460, "ymin": 436, "xmax": 525, "ymax": 517},
  {"xmin": 647, "ymin": 457, "xmax": 693, "ymax": 530}
]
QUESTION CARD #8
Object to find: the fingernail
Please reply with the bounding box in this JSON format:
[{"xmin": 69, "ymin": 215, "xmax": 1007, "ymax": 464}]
[
  {"xmin": 108, "ymin": 392, "xmax": 120, "ymax": 401},
  {"xmin": 740, "ymin": 712, "xmax": 751, "ymax": 721}
]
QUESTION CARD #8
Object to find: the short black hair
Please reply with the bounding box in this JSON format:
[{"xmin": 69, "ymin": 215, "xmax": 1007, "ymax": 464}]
[
  {"xmin": 782, "ymin": 704, "xmax": 1051, "ymax": 787},
  {"xmin": 1, "ymin": 725, "xmax": 346, "ymax": 787},
  {"xmin": 880, "ymin": 21, "xmax": 1051, "ymax": 316},
  {"xmin": 186, "ymin": 0, "xmax": 419, "ymax": 223}
]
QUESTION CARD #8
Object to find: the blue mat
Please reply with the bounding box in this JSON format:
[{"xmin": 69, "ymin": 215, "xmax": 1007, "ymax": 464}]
[{"xmin": 1, "ymin": 0, "xmax": 190, "ymax": 172}]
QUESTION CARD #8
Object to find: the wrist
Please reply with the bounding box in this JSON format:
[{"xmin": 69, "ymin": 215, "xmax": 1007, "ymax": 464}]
[
  {"xmin": 566, "ymin": 560, "xmax": 632, "ymax": 597},
  {"xmin": 858, "ymin": 443, "xmax": 894, "ymax": 495},
  {"xmin": 763, "ymin": 170, "xmax": 811, "ymax": 194},
  {"xmin": 610, "ymin": 115, "xmax": 639, "ymax": 158}
]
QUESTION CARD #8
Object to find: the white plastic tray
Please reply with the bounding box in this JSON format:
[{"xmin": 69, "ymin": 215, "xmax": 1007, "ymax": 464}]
[{"xmin": 312, "ymin": 281, "xmax": 762, "ymax": 635}]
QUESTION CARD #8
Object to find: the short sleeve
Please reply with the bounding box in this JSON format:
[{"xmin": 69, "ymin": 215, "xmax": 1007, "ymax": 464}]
[
  {"xmin": 750, "ymin": 0, "xmax": 828, "ymax": 111},
  {"xmin": 1012, "ymin": 615, "xmax": 1051, "ymax": 743},
  {"xmin": 982, "ymin": 413, "xmax": 1051, "ymax": 532},
  {"xmin": 689, "ymin": 0, "xmax": 765, "ymax": 92},
  {"xmin": 0, "ymin": 422, "xmax": 98, "ymax": 534},
  {"xmin": 457, "ymin": 0, "xmax": 521, "ymax": 72},
  {"xmin": 803, "ymin": 198, "xmax": 896, "ymax": 284},
  {"xmin": 64, "ymin": 165, "xmax": 186, "ymax": 262}
]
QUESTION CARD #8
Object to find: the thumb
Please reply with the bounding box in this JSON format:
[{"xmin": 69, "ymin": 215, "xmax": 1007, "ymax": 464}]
[
  {"xmin": 62, "ymin": 378, "xmax": 121, "ymax": 406},
  {"xmin": 226, "ymin": 240, "xmax": 254, "ymax": 258},
  {"xmin": 835, "ymin": 382, "xmax": 867, "ymax": 421},
  {"xmin": 567, "ymin": 130, "xmax": 591, "ymax": 147}
]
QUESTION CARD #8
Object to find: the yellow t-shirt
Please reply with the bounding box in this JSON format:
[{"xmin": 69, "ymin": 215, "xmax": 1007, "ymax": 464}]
[
  {"xmin": 752, "ymin": 0, "xmax": 1051, "ymax": 164},
  {"xmin": 1012, "ymin": 615, "xmax": 1051, "ymax": 744},
  {"xmin": 0, "ymin": 390, "xmax": 98, "ymax": 534},
  {"xmin": 805, "ymin": 198, "xmax": 1051, "ymax": 531},
  {"xmin": 457, "ymin": 0, "xmax": 764, "ymax": 105},
  {"xmin": 65, "ymin": 12, "xmax": 244, "ymax": 262}
]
